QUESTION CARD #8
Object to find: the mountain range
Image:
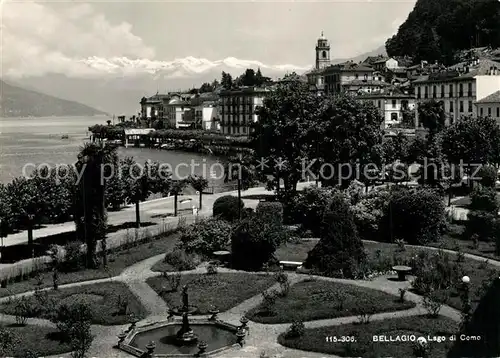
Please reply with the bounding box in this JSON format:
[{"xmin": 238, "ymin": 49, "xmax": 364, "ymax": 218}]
[
  {"xmin": 3, "ymin": 46, "xmax": 386, "ymax": 117},
  {"xmin": 0, "ymin": 80, "xmax": 107, "ymax": 118}
]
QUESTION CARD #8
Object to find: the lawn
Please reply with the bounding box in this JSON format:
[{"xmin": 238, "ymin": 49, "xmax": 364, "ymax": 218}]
[
  {"xmin": 0, "ymin": 232, "xmax": 180, "ymax": 298},
  {"xmin": 363, "ymin": 241, "xmax": 500, "ymax": 311},
  {"xmin": 1, "ymin": 324, "xmax": 72, "ymax": 357},
  {"xmin": 0, "ymin": 282, "xmax": 148, "ymax": 325},
  {"xmin": 247, "ymin": 280, "xmax": 415, "ymax": 324},
  {"xmin": 278, "ymin": 315, "xmax": 458, "ymax": 358},
  {"xmin": 147, "ymin": 273, "xmax": 275, "ymax": 314},
  {"xmin": 275, "ymin": 240, "xmax": 318, "ymax": 262}
]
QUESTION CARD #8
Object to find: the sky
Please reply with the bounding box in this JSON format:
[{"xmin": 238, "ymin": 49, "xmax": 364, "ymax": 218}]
[{"xmin": 0, "ymin": 0, "xmax": 417, "ymax": 78}]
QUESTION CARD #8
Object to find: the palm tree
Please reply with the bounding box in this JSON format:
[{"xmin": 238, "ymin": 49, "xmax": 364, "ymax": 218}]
[
  {"xmin": 224, "ymin": 153, "xmax": 258, "ymax": 219},
  {"xmin": 188, "ymin": 175, "xmax": 209, "ymax": 210},
  {"xmin": 74, "ymin": 142, "xmax": 115, "ymax": 268}
]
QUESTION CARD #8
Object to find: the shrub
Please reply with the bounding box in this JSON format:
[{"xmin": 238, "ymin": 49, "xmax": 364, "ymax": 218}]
[
  {"xmin": 179, "ymin": 218, "xmax": 232, "ymax": 256},
  {"xmin": 69, "ymin": 319, "xmax": 93, "ymax": 358},
  {"xmin": 288, "ymin": 187, "xmax": 341, "ymax": 236},
  {"xmin": 13, "ymin": 297, "xmax": 35, "ymax": 325},
  {"xmin": 469, "ymin": 186, "xmax": 499, "ymax": 213},
  {"xmin": 351, "ymin": 188, "xmax": 390, "ymax": 241},
  {"xmin": 0, "ymin": 326, "xmax": 19, "ymax": 357},
  {"xmin": 50, "ymin": 303, "xmax": 93, "ymax": 342},
  {"xmin": 285, "ymin": 320, "xmax": 305, "ymax": 338},
  {"xmin": 274, "ymin": 270, "xmax": 290, "ymax": 297},
  {"xmin": 477, "ymin": 165, "xmax": 497, "ymax": 188},
  {"xmin": 115, "ymin": 295, "xmax": 129, "ymax": 316},
  {"xmin": 422, "ymin": 290, "xmax": 447, "ymax": 317},
  {"xmin": 379, "ymin": 187, "xmax": 445, "ymax": 245},
  {"xmin": 206, "ymin": 264, "xmax": 218, "ymax": 275},
  {"xmin": 398, "ymin": 288, "xmax": 407, "ymax": 302},
  {"xmin": 212, "ymin": 195, "xmax": 244, "ymax": 222},
  {"xmin": 256, "ymin": 201, "xmax": 284, "ymax": 226},
  {"xmin": 411, "ymin": 250, "xmax": 461, "ymax": 295},
  {"xmin": 261, "ymin": 289, "xmax": 278, "ymax": 315},
  {"xmin": 163, "ymin": 272, "xmax": 182, "ymax": 291},
  {"xmin": 346, "ymin": 180, "xmax": 365, "ymax": 205},
  {"xmin": 466, "ymin": 211, "xmax": 500, "ymax": 242},
  {"xmin": 61, "ymin": 242, "xmax": 84, "ymax": 272},
  {"xmin": 164, "ymin": 249, "xmax": 197, "ymax": 271},
  {"xmin": 231, "ymin": 216, "xmax": 285, "ymax": 271},
  {"xmin": 304, "ymin": 193, "xmax": 366, "ymax": 278}
]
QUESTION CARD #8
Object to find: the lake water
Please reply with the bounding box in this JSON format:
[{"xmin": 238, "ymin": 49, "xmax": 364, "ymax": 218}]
[{"xmin": 0, "ymin": 116, "xmax": 224, "ymax": 189}]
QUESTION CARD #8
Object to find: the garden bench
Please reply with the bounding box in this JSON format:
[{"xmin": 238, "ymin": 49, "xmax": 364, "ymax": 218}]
[
  {"xmin": 392, "ymin": 265, "xmax": 412, "ymax": 281},
  {"xmin": 279, "ymin": 261, "xmax": 302, "ymax": 271}
]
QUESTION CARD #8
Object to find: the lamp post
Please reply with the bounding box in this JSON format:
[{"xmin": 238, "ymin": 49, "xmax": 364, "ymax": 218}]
[
  {"xmin": 80, "ymin": 155, "xmax": 89, "ymax": 267},
  {"xmin": 27, "ymin": 214, "xmax": 35, "ymax": 258},
  {"xmin": 461, "ymin": 275, "xmax": 472, "ymax": 327}
]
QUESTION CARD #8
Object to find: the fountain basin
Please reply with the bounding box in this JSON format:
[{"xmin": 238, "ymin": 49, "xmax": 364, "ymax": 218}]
[{"xmin": 118, "ymin": 318, "xmax": 241, "ymax": 357}]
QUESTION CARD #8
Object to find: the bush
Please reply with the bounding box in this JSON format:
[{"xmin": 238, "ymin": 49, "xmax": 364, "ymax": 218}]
[
  {"xmin": 379, "ymin": 187, "xmax": 445, "ymax": 245},
  {"xmin": 274, "ymin": 270, "xmax": 290, "ymax": 297},
  {"xmin": 206, "ymin": 264, "xmax": 218, "ymax": 275},
  {"xmin": 61, "ymin": 242, "xmax": 84, "ymax": 272},
  {"xmin": 256, "ymin": 202, "xmax": 284, "ymax": 226},
  {"xmin": 285, "ymin": 320, "xmax": 305, "ymax": 339},
  {"xmin": 0, "ymin": 326, "xmax": 19, "ymax": 357},
  {"xmin": 231, "ymin": 216, "xmax": 285, "ymax": 271},
  {"xmin": 164, "ymin": 272, "xmax": 182, "ymax": 291},
  {"xmin": 50, "ymin": 303, "xmax": 93, "ymax": 343},
  {"xmin": 288, "ymin": 187, "xmax": 341, "ymax": 237},
  {"xmin": 261, "ymin": 289, "xmax": 279, "ymax": 315},
  {"xmin": 304, "ymin": 193, "xmax": 366, "ymax": 279},
  {"xmin": 351, "ymin": 188, "xmax": 390, "ymax": 241},
  {"xmin": 212, "ymin": 195, "xmax": 244, "ymax": 222},
  {"xmin": 411, "ymin": 250, "xmax": 462, "ymax": 295},
  {"xmin": 477, "ymin": 165, "xmax": 497, "ymax": 188},
  {"xmin": 164, "ymin": 249, "xmax": 197, "ymax": 271},
  {"xmin": 179, "ymin": 218, "xmax": 232, "ymax": 256},
  {"xmin": 470, "ymin": 186, "xmax": 499, "ymax": 213},
  {"xmin": 422, "ymin": 290, "xmax": 447, "ymax": 317},
  {"xmin": 13, "ymin": 297, "xmax": 35, "ymax": 325}
]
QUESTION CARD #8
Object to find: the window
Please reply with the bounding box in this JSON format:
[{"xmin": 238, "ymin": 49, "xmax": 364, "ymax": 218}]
[
  {"xmin": 450, "ymin": 101, "xmax": 454, "ymax": 113},
  {"xmin": 242, "ymin": 127, "xmax": 247, "ymax": 134},
  {"xmin": 364, "ymin": 74, "xmax": 368, "ymax": 80},
  {"xmin": 378, "ymin": 100, "xmax": 381, "ymax": 108},
  {"xmin": 391, "ymin": 113, "xmax": 398, "ymax": 121},
  {"xmin": 441, "ymin": 85, "xmax": 445, "ymax": 98},
  {"xmin": 449, "ymin": 84, "xmax": 453, "ymax": 97},
  {"xmin": 488, "ymin": 107, "xmax": 492, "ymax": 116},
  {"xmin": 433, "ymin": 85, "xmax": 437, "ymax": 98},
  {"xmin": 322, "ymin": 50, "xmax": 327, "ymax": 59},
  {"xmin": 497, "ymin": 107, "xmax": 500, "ymax": 118},
  {"xmin": 392, "ymin": 99, "xmax": 397, "ymax": 108},
  {"xmin": 417, "ymin": 87, "xmax": 421, "ymax": 99},
  {"xmin": 424, "ymin": 86, "xmax": 428, "ymax": 99},
  {"xmin": 459, "ymin": 83, "xmax": 463, "ymax": 97},
  {"xmin": 480, "ymin": 107, "xmax": 484, "ymax": 116},
  {"xmin": 468, "ymin": 83, "xmax": 472, "ymax": 97},
  {"xmin": 459, "ymin": 101, "xmax": 464, "ymax": 112},
  {"xmin": 355, "ymin": 73, "xmax": 359, "ymax": 79},
  {"xmin": 468, "ymin": 101, "xmax": 473, "ymax": 113}
]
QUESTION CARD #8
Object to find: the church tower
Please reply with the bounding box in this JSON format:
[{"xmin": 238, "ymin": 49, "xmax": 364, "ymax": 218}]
[{"xmin": 315, "ymin": 31, "xmax": 330, "ymax": 70}]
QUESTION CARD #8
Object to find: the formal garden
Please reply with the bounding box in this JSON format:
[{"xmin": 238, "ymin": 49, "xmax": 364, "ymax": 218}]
[{"xmin": 2, "ymin": 79, "xmax": 500, "ymax": 357}]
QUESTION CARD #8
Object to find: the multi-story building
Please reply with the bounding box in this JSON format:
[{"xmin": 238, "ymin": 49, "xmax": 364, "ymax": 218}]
[
  {"xmin": 305, "ymin": 32, "xmax": 331, "ymax": 91},
  {"xmin": 413, "ymin": 59, "xmax": 500, "ymax": 126},
  {"xmin": 190, "ymin": 93, "xmax": 220, "ymax": 130},
  {"xmin": 322, "ymin": 61, "xmax": 376, "ymax": 95},
  {"xmin": 356, "ymin": 87, "xmax": 416, "ymax": 129},
  {"xmin": 218, "ymin": 87, "xmax": 270, "ymax": 136},
  {"xmin": 164, "ymin": 95, "xmax": 192, "ymax": 129},
  {"xmin": 475, "ymin": 90, "xmax": 500, "ymax": 122}
]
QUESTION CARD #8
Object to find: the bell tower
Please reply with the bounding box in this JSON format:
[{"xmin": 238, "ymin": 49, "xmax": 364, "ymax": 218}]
[{"xmin": 315, "ymin": 31, "xmax": 330, "ymax": 70}]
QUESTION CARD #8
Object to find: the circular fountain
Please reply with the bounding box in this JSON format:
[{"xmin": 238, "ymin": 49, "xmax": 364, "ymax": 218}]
[{"xmin": 118, "ymin": 285, "xmax": 243, "ymax": 357}]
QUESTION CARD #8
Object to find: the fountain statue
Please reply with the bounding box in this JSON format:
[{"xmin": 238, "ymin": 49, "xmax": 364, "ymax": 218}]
[{"xmin": 175, "ymin": 285, "xmax": 198, "ymax": 344}]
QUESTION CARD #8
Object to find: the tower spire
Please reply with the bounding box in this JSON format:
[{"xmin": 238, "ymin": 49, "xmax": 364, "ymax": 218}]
[{"xmin": 321, "ymin": 30, "xmax": 323, "ymax": 37}]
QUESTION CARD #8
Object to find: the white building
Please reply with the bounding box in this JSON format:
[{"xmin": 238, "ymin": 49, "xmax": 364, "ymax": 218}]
[
  {"xmin": 476, "ymin": 90, "xmax": 500, "ymax": 122},
  {"xmin": 356, "ymin": 87, "xmax": 416, "ymax": 129},
  {"xmin": 371, "ymin": 57, "xmax": 399, "ymax": 72},
  {"xmin": 413, "ymin": 59, "xmax": 500, "ymax": 126}
]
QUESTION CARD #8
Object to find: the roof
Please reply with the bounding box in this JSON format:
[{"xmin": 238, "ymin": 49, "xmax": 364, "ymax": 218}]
[
  {"xmin": 343, "ymin": 79, "xmax": 390, "ymax": 87},
  {"xmin": 356, "ymin": 86, "xmax": 413, "ymax": 99},
  {"xmin": 324, "ymin": 61, "xmax": 374, "ymax": 73},
  {"xmin": 218, "ymin": 86, "xmax": 271, "ymax": 96},
  {"xmin": 476, "ymin": 90, "xmax": 500, "ymax": 104},
  {"xmin": 363, "ymin": 55, "xmax": 386, "ymax": 64}
]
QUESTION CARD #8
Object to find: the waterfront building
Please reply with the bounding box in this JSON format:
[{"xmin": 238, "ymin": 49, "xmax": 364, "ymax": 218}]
[
  {"xmin": 413, "ymin": 59, "xmax": 500, "ymax": 126},
  {"xmin": 164, "ymin": 95, "xmax": 192, "ymax": 129},
  {"xmin": 218, "ymin": 86, "xmax": 270, "ymax": 136},
  {"xmin": 475, "ymin": 90, "xmax": 500, "ymax": 122},
  {"xmin": 189, "ymin": 93, "xmax": 220, "ymax": 131}
]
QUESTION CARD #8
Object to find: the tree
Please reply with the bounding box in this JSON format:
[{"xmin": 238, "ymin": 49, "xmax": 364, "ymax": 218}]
[
  {"xmin": 251, "ymin": 73, "xmax": 324, "ymax": 197},
  {"xmin": 213, "ymin": 195, "xmax": 244, "ymax": 223},
  {"xmin": 170, "ymin": 180, "xmax": 187, "ymax": 217},
  {"xmin": 241, "ymin": 68, "xmax": 256, "ymax": 86},
  {"xmin": 304, "ymin": 192, "xmax": 366, "ymax": 278},
  {"xmin": 418, "ymin": 100, "xmax": 446, "ymax": 139},
  {"xmin": 224, "ymin": 154, "xmax": 258, "ymax": 219},
  {"xmin": 221, "ymin": 71, "xmax": 233, "ymax": 89},
  {"xmin": 188, "ymin": 175, "xmax": 209, "ymax": 210},
  {"xmin": 0, "ymin": 326, "xmax": 19, "ymax": 357},
  {"xmin": 199, "ymin": 82, "xmax": 214, "ymax": 93},
  {"xmin": 74, "ymin": 142, "xmax": 115, "ymax": 268},
  {"xmin": 382, "ymin": 133, "xmax": 410, "ymax": 164},
  {"xmin": 255, "ymin": 68, "xmax": 264, "ymax": 86}
]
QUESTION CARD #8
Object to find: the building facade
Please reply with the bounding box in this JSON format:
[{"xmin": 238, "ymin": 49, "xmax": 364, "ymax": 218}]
[
  {"xmin": 322, "ymin": 62, "xmax": 375, "ymax": 95},
  {"xmin": 218, "ymin": 87, "xmax": 269, "ymax": 136},
  {"xmin": 413, "ymin": 59, "xmax": 500, "ymax": 125},
  {"xmin": 476, "ymin": 90, "xmax": 500, "ymax": 122},
  {"xmin": 306, "ymin": 32, "xmax": 331, "ymax": 90}
]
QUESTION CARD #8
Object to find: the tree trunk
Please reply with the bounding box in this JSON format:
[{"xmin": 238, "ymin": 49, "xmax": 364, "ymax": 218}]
[
  {"xmin": 28, "ymin": 225, "xmax": 34, "ymax": 259},
  {"xmin": 135, "ymin": 201, "xmax": 140, "ymax": 228},
  {"xmin": 174, "ymin": 194, "xmax": 178, "ymax": 217},
  {"xmin": 237, "ymin": 179, "xmax": 242, "ymax": 220},
  {"xmin": 199, "ymin": 191, "xmax": 203, "ymax": 210}
]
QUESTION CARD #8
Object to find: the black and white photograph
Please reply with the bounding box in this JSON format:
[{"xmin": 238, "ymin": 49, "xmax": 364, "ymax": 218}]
[{"xmin": 1, "ymin": 0, "xmax": 500, "ymax": 357}]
